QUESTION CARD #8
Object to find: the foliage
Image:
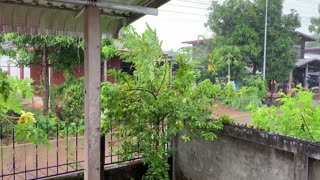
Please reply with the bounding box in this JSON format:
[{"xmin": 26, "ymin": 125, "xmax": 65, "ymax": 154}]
[
  {"xmin": 310, "ymin": 15, "xmax": 320, "ymax": 35},
  {"xmin": 228, "ymin": 86, "xmax": 262, "ymax": 111},
  {"xmin": 207, "ymin": 0, "xmax": 300, "ymax": 82},
  {"xmin": 309, "ymin": 11, "xmax": 320, "ymax": 47},
  {"xmin": 210, "ymin": 76, "xmax": 265, "ymax": 111},
  {"xmin": 240, "ymin": 76, "xmax": 267, "ymax": 98},
  {"xmin": 100, "ymin": 25, "xmax": 228, "ymax": 180},
  {"xmin": 49, "ymin": 75, "xmax": 85, "ymax": 136},
  {"xmin": 211, "ymin": 45, "xmax": 247, "ymax": 81},
  {"xmin": 0, "ymin": 70, "xmax": 33, "ymax": 114},
  {"xmin": 252, "ymin": 89, "xmax": 320, "ymax": 141},
  {"xmin": 177, "ymin": 42, "xmax": 216, "ymax": 83},
  {"xmin": 59, "ymin": 77, "xmax": 84, "ymax": 121},
  {"xmin": 0, "ymin": 34, "xmax": 83, "ymax": 69},
  {"xmin": 0, "ymin": 70, "xmax": 48, "ymax": 145},
  {"xmin": 101, "ymin": 38, "xmax": 120, "ymax": 60},
  {"xmin": 0, "ymin": 33, "xmax": 84, "ymax": 114}
]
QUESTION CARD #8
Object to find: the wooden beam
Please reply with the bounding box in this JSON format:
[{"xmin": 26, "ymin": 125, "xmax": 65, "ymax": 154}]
[
  {"xmin": 50, "ymin": 0, "xmax": 158, "ymax": 15},
  {"xmin": 84, "ymin": 5, "xmax": 102, "ymax": 180}
]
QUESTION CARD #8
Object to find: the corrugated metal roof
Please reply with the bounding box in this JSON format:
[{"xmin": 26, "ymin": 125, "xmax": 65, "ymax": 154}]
[
  {"xmin": 0, "ymin": 0, "xmax": 169, "ymax": 37},
  {"xmin": 296, "ymin": 53, "xmax": 320, "ymax": 67}
]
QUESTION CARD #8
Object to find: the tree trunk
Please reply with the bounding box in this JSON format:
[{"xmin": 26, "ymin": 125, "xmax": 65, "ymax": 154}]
[
  {"xmin": 42, "ymin": 46, "xmax": 49, "ymax": 114},
  {"xmin": 270, "ymin": 79, "xmax": 274, "ymax": 103},
  {"xmin": 252, "ymin": 64, "xmax": 257, "ymax": 75}
]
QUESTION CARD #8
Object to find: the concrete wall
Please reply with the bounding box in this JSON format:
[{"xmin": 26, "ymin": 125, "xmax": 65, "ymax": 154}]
[
  {"xmin": 309, "ymin": 158, "xmax": 320, "ymax": 180},
  {"xmin": 174, "ymin": 125, "xmax": 320, "ymax": 180},
  {"xmin": 50, "ymin": 161, "xmax": 147, "ymax": 180}
]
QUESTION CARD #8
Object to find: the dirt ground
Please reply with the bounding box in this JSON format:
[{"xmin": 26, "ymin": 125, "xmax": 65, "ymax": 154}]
[
  {"xmin": 213, "ymin": 104, "xmax": 252, "ymax": 125},
  {"xmin": 25, "ymin": 96, "xmax": 253, "ymax": 125}
]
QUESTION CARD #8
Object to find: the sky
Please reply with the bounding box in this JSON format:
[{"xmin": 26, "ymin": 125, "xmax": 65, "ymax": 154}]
[{"xmin": 132, "ymin": 0, "xmax": 320, "ymax": 51}]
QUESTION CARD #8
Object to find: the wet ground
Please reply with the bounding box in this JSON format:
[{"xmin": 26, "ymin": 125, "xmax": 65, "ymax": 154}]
[{"xmin": 214, "ymin": 104, "xmax": 252, "ymax": 125}]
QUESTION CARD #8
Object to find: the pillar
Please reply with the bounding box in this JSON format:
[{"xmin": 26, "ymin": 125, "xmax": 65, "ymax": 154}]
[
  {"xmin": 84, "ymin": 6, "xmax": 102, "ymax": 180},
  {"xmin": 294, "ymin": 146, "xmax": 309, "ymax": 180},
  {"xmin": 288, "ymin": 71, "xmax": 293, "ymax": 89},
  {"xmin": 19, "ymin": 66, "xmax": 24, "ymax": 79},
  {"xmin": 305, "ymin": 63, "xmax": 309, "ymax": 89}
]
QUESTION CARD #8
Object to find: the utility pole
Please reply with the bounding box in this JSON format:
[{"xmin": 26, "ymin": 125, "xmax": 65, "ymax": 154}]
[{"xmin": 263, "ymin": 0, "xmax": 268, "ymax": 81}]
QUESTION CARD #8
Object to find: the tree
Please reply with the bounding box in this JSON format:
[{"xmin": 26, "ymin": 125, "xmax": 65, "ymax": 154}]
[
  {"xmin": 100, "ymin": 26, "xmax": 232, "ymax": 179},
  {"xmin": 207, "ymin": 0, "xmax": 300, "ymax": 83},
  {"xmin": 0, "ymin": 34, "xmax": 83, "ymax": 114},
  {"xmin": 211, "ymin": 45, "xmax": 246, "ymax": 82},
  {"xmin": 190, "ymin": 38, "xmax": 217, "ymax": 83},
  {"xmin": 309, "ymin": 10, "xmax": 320, "ymax": 46}
]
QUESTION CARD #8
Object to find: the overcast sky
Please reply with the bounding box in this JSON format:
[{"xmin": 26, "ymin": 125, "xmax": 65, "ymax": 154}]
[{"xmin": 132, "ymin": 0, "xmax": 320, "ymax": 51}]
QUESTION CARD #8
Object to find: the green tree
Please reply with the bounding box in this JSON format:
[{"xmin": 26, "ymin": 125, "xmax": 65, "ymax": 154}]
[
  {"xmin": 190, "ymin": 38, "xmax": 216, "ymax": 83},
  {"xmin": 207, "ymin": 0, "xmax": 300, "ymax": 82},
  {"xmin": 100, "ymin": 26, "xmax": 232, "ymax": 179},
  {"xmin": 309, "ymin": 11, "xmax": 320, "ymax": 47},
  {"xmin": 0, "ymin": 34, "xmax": 83, "ymax": 114},
  {"xmin": 211, "ymin": 45, "xmax": 246, "ymax": 82}
]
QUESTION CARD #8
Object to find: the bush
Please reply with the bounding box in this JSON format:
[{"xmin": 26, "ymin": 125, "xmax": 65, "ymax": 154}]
[
  {"xmin": 0, "ymin": 70, "xmax": 48, "ymax": 145},
  {"xmin": 252, "ymin": 89, "xmax": 320, "ymax": 141},
  {"xmin": 228, "ymin": 86, "xmax": 262, "ymax": 111},
  {"xmin": 51, "ymin": 77, "xmax": 84, "ymax": 122},
  {"xmin": 240, "ymin": 76, "xmax": 266, "ymax": 98}
]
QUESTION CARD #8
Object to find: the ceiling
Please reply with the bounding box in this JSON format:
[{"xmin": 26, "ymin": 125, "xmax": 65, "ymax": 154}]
[{"xmin": 0, "ymin": 0, "xmax": 170, "ymax": 37}]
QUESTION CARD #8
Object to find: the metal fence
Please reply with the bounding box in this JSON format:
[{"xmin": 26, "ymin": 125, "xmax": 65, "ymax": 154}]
[{"xmin": 0, "ymin": 120, "xmax": 142, "ymax": 180}]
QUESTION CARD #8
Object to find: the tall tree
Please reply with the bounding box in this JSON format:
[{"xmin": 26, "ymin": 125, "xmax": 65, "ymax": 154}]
[
  {"xmin": 101, "ymin": 25, "xmax": 230, "ymax": 179},
  {"xmin": 309, "ymin": 10, "xmax": 320, "ymax": 42},
  {"xmin": 207, "ymin": 0, "xmax": 300, "ymax": 82},
  {"xmin": 0, "ymin": 34, "xmax": 83, "ymax": 114}
]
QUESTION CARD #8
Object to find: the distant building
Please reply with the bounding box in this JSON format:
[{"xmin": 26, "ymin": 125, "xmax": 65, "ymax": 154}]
[{"xmin": 0, "ymin": 55, "xmax": 30, "ymax": 79}]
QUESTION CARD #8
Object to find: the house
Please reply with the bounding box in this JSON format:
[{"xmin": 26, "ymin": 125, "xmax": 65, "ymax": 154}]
[
  {"xmin": 29, "ymin": 55, "xmax": 123, "ymax": 86},
  {"xmin": 182, "ymin": 32, "xmax": 318, "ymax": 92},
  {"xmin": 0, "ymin": 41, "xmax": 30, "ymax": 79},
  {"xmin": 182, "ymin": 39, "xmax": 213, "ymax": 62},
  {"xmin": 293, "ymin": 47, "xmax": 320, "ymax": 91}
]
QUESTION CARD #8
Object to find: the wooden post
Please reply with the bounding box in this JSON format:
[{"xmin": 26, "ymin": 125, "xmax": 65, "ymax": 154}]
[
  {"xmin": 288, "ymin": 71, "xmax": 293, "ymax": 89},
  {"xmin": 19, "ymin": 66, "xmax": 24, "ymax": 80},
  {"xmin": 305, "ymin": 63, "xmax": 309, "ymax": 89},
  {"xmin": 84, "ymin": 6, "xmax": 102, "ymax": 180}
]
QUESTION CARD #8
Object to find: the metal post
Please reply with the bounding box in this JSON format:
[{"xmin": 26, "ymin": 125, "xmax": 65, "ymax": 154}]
[
  {"xmin": 84, "ymin": 6, "xmax": 102, "ymax": 180},
  {"xmin": 263, "ymin": 0, "xmax": 268, "ymax": 81}
]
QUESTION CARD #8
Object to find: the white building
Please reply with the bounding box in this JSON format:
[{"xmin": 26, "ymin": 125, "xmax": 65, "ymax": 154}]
[{"xmin": 0, "ymin": 55, "xmax": 30, "ymax": 79}]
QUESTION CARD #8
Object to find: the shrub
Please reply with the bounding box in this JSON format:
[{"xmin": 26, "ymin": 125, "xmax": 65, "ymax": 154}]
[
  {"xmin": 252, "ymin": 89, "xmax": 320, "ymax": 141},
  {"xmin": 0, "ymin": 70, "xmax": 48, "ymax": 145},
  {"xmin": 229, "ymin": 86, "xmax": 262, "ymax": 111}
]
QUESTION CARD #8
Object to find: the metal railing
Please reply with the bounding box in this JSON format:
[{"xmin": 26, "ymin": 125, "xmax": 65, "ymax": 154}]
[{"xmin": 0, "ymin": 120, "xmax": 142, "ymax": 180}]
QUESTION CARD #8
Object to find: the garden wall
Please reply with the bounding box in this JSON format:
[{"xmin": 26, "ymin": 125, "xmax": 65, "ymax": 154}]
[{"xmin": 174, "ymin": 124, "xmax": 320, "ymax": 180}]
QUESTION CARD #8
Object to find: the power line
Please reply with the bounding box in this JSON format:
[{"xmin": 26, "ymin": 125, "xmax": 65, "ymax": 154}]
[
  {"xmin": 166, "ymin": 3, "xmax": 209, "ymax": 10},
  {"xmin": 159, "ymin": 9, "xmax": 207, "ymax": 17},
  {"xmin": 174, "ymin": 0, "xmax": 212, "ymax": 6}
]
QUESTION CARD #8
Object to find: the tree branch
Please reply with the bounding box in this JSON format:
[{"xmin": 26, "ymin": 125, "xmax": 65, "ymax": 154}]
[{"xmin": 300, "ymin": 114, "xmax": 314, "ymax": 141}]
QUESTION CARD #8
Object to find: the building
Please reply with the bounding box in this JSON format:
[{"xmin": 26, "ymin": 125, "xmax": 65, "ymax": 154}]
[{"xmin": 0, "ymin": 55, "xmax": 30, "ymax": 79}]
